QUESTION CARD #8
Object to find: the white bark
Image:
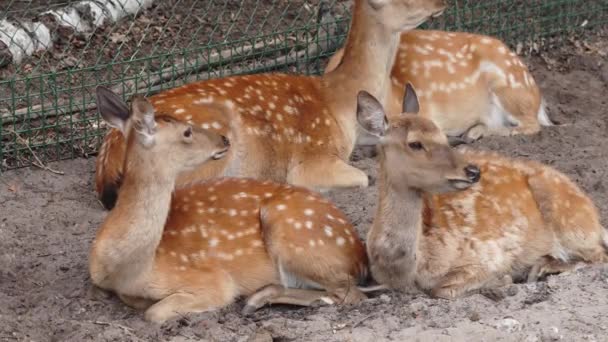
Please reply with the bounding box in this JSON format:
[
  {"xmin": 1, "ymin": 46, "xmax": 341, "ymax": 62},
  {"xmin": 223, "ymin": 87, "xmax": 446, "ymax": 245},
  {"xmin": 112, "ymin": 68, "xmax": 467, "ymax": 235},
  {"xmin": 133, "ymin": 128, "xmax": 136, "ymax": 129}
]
[{"xmin": 0, "ymin": 0, "xmax": 156, "ymax": 66}]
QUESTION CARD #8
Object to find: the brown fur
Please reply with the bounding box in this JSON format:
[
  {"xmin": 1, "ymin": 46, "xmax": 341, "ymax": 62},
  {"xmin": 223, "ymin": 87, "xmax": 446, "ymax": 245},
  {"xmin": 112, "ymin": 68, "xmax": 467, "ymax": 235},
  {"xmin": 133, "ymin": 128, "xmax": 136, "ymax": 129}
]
[
  {"xmin": 89, "ymin": 93, "xmax": 368, "ymax": 323},
  {"xmin": 326, "ymin": 29, "xmax": 550, "ymax": 143},
  {"xmin": 95, "ymin": 0, "xmax": 448, "ymax": 210},
  {"xmin": 357, "ymin": 88, "xmax": 606, "ymax": 299}
]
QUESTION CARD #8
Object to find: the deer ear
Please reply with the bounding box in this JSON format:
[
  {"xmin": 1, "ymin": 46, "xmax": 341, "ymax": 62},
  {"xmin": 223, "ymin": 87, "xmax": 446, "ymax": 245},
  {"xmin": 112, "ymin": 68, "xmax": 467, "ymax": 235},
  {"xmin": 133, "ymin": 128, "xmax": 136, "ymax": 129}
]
[
  {"xmin": 96, "ymin": 86, "xmax": 130, "ymax": 134},
  {"xmin": 130, "ymin": 95, "xmax": 157, "ymax": 147},
  {"xmin": 402, "ymin": 83, "xmax": 420, "ymax": 114},
  {"xmin": 357, "ymin": 90, "xmax": 388, "ymax": 138}
]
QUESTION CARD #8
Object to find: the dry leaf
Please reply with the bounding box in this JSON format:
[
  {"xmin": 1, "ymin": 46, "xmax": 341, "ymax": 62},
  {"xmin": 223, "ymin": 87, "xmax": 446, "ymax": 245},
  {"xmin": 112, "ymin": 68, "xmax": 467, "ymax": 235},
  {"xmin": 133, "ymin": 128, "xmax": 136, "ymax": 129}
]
[
  {"xmin": 110, "ymin": 33, "xmax": 128, "ymax": 44},
  {"xmin": 8, "ymin": 183, "xmax": 19, "ymax": 193}
]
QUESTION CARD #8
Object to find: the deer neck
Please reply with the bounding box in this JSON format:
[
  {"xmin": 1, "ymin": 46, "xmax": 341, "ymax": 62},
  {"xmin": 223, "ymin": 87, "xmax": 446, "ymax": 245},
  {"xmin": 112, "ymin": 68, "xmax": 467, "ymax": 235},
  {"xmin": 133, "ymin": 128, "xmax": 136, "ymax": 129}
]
[
  {"xmin": 93, "ymin": 149, "xmax": 176, "ymax": 287},
  {"xmin": 323, "ymin": 1, "xmax": 400, "ymax": 151},
  {"xmin": 367, "ymin": 156, "xmax": 423, "ymax": 286}
]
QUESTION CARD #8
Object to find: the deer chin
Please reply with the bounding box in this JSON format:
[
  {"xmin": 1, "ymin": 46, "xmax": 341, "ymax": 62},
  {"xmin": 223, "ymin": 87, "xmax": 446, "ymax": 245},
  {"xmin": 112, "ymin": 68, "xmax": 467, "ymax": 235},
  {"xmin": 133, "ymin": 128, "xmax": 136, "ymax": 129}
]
[
  {"xmin": 212, "ymin": 148, "xmax": 229, "ymax": 160},
  {"xmin": 447, "ymin": 178, "xmax": 475, "ymax": 190}
]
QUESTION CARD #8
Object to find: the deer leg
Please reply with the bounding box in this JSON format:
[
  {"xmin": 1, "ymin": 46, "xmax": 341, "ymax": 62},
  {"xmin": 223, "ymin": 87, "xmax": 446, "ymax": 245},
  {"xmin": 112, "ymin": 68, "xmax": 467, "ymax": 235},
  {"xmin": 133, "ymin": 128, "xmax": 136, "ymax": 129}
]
[
  {"xmin": 431, "ymin": 268, "xmax": 510, "ymax": 299},
  {"xmin": 87, "ymin": 284, "xmax": 112, "ymax": 300},
  {"xmin": 246, "ymin": 203, "xmax": 368, "ymax": 315},
  {"xmin": 447, "ymin": 135, "xmax": 469, "ymax": 147},
  {"xmin": 463, "ymin": 124, "xmax": 488, "ymax": 143},
  {"xmin": 287, "ymin": 155, "xmax": 369, "ymax": 190},
  {"xmin": 144, "ymin": 291, "xmax": 236, "ymax": 323},
  {"xmin": 527, "ymin": 256, "xmax": 581, "ymax": 282},
  {"xmin": 527, "ymin": 263, "xmax": 543, "ymax": 283},
  {"xmin": 242, "ymin": 284, "xmax": 336, "ymax": 315},
  {"xmin": 143, "ymin": 272, "xmax": 238, "ymax": 323},
  {"xmin": 118, "ymin": 294, "xmax": 155, "ymax": 310}
]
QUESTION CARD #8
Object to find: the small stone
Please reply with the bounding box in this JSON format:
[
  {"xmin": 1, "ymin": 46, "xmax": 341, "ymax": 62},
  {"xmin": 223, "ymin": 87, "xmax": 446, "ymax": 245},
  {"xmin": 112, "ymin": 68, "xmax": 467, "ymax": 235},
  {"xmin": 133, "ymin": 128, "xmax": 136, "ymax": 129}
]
[
  {"xmin": 352, "ymin": 327, "xmax": 377, "ymax": 342},
  {"xmin": 582, "ymin": 334, "xmax": 597, "ymax": 342},
  {"xmin": 495, "ymin": 318, "xmax": 523, "ymax": 333},
  {"xmin": 409, "ymin": 302, "xmax": 427, "ymax": 313},
  {"xmin": 468, "ymin": 311, "xmax": 481, "ymax": 322},
  {"xmin": 524, "ymin": 334, "xmax": 540, "ymax": 342},
  {"xmin": 379, "ymin": 294, "xmax": 391, "ymax": 303},
  {"xmin": 505, "ymin": 285, "xmax": 519, "ymax": 297},
  {"xmin": 542, "ymin": 326, "xmax": 563, "ymax": 341},
  {"xmin": 247, "ymin": 329, "xmax": 273, "ymax": 342}
]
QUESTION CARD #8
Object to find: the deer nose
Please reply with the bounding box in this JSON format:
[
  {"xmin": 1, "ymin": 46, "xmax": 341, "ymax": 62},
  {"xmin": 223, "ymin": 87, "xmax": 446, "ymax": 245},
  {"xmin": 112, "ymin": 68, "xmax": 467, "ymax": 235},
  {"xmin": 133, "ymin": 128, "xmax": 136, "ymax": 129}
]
[
  {"xmin": 220, "ymin": 135, "xmax": 230, "ymax": 147},
  {"xmin": 464, "ymin": 164, "xmax": 481, "ymax": 183}
]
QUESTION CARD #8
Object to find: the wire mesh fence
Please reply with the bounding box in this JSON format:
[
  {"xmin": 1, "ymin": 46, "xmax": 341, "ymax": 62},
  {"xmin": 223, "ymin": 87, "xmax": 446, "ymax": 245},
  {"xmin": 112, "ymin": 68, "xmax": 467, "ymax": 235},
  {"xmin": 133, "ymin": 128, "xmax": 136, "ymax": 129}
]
[{"xmin": 1, "ymin": 0, "xmax": 606, "ymax": 171}]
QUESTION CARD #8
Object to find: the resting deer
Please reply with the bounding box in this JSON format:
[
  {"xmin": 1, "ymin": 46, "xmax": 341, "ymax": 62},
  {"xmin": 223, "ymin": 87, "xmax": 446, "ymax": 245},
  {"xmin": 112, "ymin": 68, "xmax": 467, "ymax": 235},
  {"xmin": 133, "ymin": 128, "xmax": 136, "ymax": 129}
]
[
  {"xmin": 327, "ymin": 30, "xmax": 554, "ymax": 145},
  {"xmin": 356, "ymin": 84, "xmax": 607, "ymax": 298},
  {"xmin": 94, "ymin": 0, "xmax": 448, "ymax": 210},
  {"xmin": 89, "ymin": 88, "xmax": 369, "ymax": 323}
]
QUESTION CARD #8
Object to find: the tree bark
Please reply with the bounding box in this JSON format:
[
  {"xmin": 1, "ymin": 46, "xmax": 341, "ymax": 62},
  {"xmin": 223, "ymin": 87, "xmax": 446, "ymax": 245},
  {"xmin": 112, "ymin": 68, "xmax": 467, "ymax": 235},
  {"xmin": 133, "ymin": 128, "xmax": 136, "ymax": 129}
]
[{"xmin": 0, "ymin": 0, "xmax": 156, "ymax": 67}]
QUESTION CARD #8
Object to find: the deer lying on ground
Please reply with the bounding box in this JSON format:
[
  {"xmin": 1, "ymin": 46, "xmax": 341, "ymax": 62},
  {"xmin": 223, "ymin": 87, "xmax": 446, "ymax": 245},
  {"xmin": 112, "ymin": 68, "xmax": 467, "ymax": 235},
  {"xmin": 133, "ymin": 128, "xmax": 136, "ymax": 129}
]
[
  {"xmin": 89, "ymin": 88, "xmax": 370, "ymax": 323},
  {"xmin": 356, "ymin": 84, "xmax": 607, "ymax": 298},
  {"xmin": 94, "ymin": 0, "xmax": 448, "ymax": 210},
  {"xmin": 326, "ymin": 30, "xmax": 554, "ymax": 145}
]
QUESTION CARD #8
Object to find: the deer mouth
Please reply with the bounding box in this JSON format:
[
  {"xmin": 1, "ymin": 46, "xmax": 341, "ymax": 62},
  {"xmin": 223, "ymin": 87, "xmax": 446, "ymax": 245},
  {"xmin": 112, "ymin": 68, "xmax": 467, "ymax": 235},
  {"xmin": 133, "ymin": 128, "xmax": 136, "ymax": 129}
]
[
  {"xmin": 448, "ymin": 179, "xmax": 475, "ymax": 190},
  {"xmin": 212, "ymin": 148, "xmax": 229, "ymax": 160}
]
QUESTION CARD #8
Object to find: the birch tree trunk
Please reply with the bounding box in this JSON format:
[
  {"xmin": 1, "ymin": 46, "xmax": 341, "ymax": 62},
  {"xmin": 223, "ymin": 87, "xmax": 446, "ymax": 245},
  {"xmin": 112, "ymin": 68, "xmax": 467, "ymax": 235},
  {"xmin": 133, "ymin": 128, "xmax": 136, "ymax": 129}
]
[{"xmin": 0, "ymin": 0, "xmax": 156, "ymax": 67}]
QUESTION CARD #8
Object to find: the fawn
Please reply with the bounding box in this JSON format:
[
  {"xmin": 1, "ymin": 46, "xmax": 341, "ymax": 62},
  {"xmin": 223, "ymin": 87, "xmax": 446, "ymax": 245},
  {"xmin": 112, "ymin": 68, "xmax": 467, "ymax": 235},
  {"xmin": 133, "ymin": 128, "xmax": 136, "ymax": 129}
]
[
  {"xmin": 89, "ymin": 87, "xmax": 369, "ymax": 323},
  {"xmin": 326, "ymin": 30, "xmax": 554, "ymax": 145},
  {"xmin": 94, "ymin": 0, "xmax": 448, "ymax": 210},
  {"xmin": 356, "ymin": 84, "xmax": 607, "ymax": 298}
]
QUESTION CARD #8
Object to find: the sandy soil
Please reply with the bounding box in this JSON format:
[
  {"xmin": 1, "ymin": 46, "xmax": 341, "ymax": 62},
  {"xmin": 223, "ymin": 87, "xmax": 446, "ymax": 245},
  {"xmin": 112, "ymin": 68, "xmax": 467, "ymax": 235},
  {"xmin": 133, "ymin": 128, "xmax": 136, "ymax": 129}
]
[{"xmin": 1, "ymin": 32, "xmax": 608, "ymax": 342}]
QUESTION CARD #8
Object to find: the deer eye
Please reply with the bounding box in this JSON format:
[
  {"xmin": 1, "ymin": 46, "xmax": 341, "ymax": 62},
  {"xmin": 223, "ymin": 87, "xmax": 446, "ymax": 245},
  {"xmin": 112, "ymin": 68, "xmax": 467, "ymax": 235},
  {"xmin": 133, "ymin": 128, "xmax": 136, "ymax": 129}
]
[
  {"xmin": 183, "ymin": 127, "xmax": 192, "ymax": 138},
  {"xmin": 408, "ymin": 141, "xmax": 423, "ymax": 150}
]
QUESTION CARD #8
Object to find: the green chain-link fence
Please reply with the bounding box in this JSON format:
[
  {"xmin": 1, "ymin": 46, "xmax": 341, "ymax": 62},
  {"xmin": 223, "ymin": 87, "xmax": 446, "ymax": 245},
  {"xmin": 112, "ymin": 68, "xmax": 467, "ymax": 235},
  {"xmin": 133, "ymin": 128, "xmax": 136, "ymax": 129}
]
[{"xmin": 1, "ymin": 0, "xmax": 606, "ymax": 171}]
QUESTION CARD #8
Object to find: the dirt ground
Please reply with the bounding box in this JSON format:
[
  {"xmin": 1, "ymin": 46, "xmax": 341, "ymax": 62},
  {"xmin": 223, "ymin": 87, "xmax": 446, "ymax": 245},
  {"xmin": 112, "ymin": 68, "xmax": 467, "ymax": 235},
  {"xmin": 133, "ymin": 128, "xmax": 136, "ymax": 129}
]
[{"xmin": 2, "ymin": 29, "xmax": 608, "ymax": 342}]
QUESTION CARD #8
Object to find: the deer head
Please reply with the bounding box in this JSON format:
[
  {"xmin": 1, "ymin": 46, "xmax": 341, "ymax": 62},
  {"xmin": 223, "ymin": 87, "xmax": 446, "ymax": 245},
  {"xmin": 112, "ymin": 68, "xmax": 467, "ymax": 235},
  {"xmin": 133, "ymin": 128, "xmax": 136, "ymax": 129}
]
[
  {"xmin": 96, "ymin": 86, "xmax": 230, "ymax": 173},
  {"xmin": 356, "ymin": 83, "xmax": 481, "ymax": 194},
  {"xmin": 366, "ymin": 0, "xmax": 447, "ymax": 32}
]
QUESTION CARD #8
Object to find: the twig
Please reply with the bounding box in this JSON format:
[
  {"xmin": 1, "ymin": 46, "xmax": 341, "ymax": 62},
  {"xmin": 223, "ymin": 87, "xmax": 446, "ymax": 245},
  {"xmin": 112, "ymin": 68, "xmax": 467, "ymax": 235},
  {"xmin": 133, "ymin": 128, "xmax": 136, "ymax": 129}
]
[
  {"xmin": 93, "ymin": 321, "xmax": 135, "ymax": 332},
  {"xmin": 7, "ymin": 128, "xmax": 65, "ymax": 175},
  {"xmin": 37, "ymin": 251, "xmax": 66, "ymax": 257},
  {"xmin": 341, "ymin": 308, "xmax": 388, "ymax": 333},
  {"xmin": 351, "ymin": 311, "xmax": 380, "ymax": 329}
]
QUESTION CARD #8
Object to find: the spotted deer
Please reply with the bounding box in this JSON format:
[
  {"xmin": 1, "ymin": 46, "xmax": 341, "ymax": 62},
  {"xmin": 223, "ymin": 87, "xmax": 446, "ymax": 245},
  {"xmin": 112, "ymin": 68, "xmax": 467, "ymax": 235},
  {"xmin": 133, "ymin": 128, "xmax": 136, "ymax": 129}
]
[
  {"xmin": 356, "ymin": 84, "xmax": 607, "ymax": 298},
  {"xmin": 94, "ymin": 0, "xmax": 448, "ymax": 210},
  {"xmin": 327, "ymin": 29, "xmax": 554, "ymax": 145},
  {"xmin": 89, "ymin": 88, "xmax": 369, "ymax": 323}
]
